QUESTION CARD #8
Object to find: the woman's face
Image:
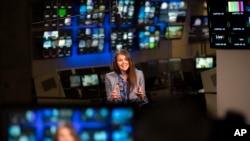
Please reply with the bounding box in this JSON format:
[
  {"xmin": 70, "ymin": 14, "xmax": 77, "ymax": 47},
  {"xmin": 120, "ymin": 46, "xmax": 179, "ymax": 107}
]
[
  {"xmin": 57, "ymin": 127, "xmax": 76, "ymax": 141},
  {"xmin": 116, "ymin": 54, "xmax": 129, "ymax": 72}
]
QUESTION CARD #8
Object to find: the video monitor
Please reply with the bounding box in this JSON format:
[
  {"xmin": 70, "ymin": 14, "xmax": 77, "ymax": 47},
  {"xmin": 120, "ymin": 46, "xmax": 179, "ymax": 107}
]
[
  {"xmin": 159, "ymin": 2, "xmax": 168, "ymax": 22},
  {"xmin": 69, "ymin": 75, "xmax": 81, "ymax": 88},
  {"xmin": 81, "ymin": 74, "xmax": 99, "ymax": 87},
  {"xmin": 207, "ymin": 0, "xmax": 250, "ymax": 49},
  {"xmin": 137, "ymin": 25, "xmax": 160, "ymax": 50},
  {"xmin": 168, "ymin": 0, "xmax": 188, "ymax": 22},
  {"xmin": 191, "ymin": 16, "xmax": 208, "ymax": 27},
  {"xmin": 42, "ymin": 30, "xmax": 59, "ymax": 58},
  {"xmin": 110, "ymin": 28, "xmax": 135, "ymax": 52},
  {"xmin": 43, "ymin": 3, "xmax": 57, "ymax": 27},
  {"xmin": 168, "ymin": 0, "xmax": 187, "ymax": 9},
  {"xmin": 43, "ymin": 30, "xmax": 59, "ymax": 40},
  {"xmin": 110, "ymin": 0, "xmax": 135, "ymax": 25},
  {"xmin": 158, "ymin": 1, "xmax": 187, "ymax": 23},
  {"xmin": 43, "ymin": 0, "xmax": 73, "ymax": 27},
  {"xmin": 57, "ymin": 2, "xmax": 73, "ymax": 26},
  {"xmin": 195, "ymin": 56, "xmax": 214, "ymax": 69},
  {"xmin": 189, "ymin": 16, "xmax": 209, "ymax": 40},
  {"xmin": 3, "ymin": 106, "xmax": 134, "ymax": 141},
  {"xmin": 77, "ymin": 28, "xmax": 105, "ymax": 54},
  {"xmin": 58, "ymin": 30, "xmax": 72, "ymax": 57},
  {"xmin": 137, "ymin": 1, "xmax": 161, "ymax": 25},
  {"xmin": 164, "ymin": 25, "xmax": 184, "ymax": 39},
  {"xmin": 42, "ymin": 30, "xmax": 72, "ymax": 58},
  {"xmin": 167, "ymin": 10, "xmax": 187, "ymax": 23},
  {"xmin": 78, "ymin": 0, "xmax": 107, "ymax": 25}
]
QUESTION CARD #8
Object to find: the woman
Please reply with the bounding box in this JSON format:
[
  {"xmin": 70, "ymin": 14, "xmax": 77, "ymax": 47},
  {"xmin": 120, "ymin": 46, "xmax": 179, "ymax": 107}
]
[
  {"xmin": 53, "ymin": 123, "xmax": 80, "ymax": 141},
  {"xmin": 105, "ymin": 49, "xmax": 148, "ymax": 106}
]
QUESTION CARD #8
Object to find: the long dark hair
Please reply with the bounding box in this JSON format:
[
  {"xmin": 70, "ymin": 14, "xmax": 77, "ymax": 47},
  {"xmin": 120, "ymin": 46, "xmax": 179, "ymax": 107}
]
[{"xmin": 112, "ymin": 49, "xmax": 137, "ymax": 91}]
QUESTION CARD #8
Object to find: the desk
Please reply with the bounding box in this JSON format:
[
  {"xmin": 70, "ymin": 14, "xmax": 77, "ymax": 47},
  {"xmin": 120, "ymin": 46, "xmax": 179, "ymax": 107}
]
[
  {"xmin": 198, "ymin": 89, "xmax": 217, "ymax": 118},
  {"xmin": 35, "ymin": 96, "xmax": 103, "ymax": 106}
]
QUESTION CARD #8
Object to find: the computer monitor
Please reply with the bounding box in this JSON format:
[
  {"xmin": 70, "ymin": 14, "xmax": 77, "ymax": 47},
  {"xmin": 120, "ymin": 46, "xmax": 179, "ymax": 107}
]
[
  {"xmin": 189, "ymin": 16, "xmax": 209, "ymax": 40},
  {"xmin": 137, "ymin": 25, "xmax": 160, "ymax": 50},
  {"xmin": 69, "ymin": 75, "xmax": 81, "ymax": 88},
  {"xmin": 195, "ymin": 56, "xmax": 214, "ymax": 70},
  {"xmin": 77, "ymin": 28, "xmax": 105, "ymax": 54},
  {"xmin": 206, "ymin": 0, "xmax": 250, "ymax": 49},
  {"xmin": 81, "ymin": 73, "xmax": 99, "ymax": 87},
  {"xmin": 78, "ymin": 0, "xmax": 106, "ymax": 25},
  {"xmin": 110, "ymin": 0, "xmax": 136, "ymax": 25},
  {"xmin": 164, "ymin": 25, "xmax": 184, "ymax": 40},
  {"xmin": 137, "ymin": 1, "xmax": 161, "ymax": 25},
  {"xmin": 110, "ymin": 28, "xmax": 135, "ymax": 52}
]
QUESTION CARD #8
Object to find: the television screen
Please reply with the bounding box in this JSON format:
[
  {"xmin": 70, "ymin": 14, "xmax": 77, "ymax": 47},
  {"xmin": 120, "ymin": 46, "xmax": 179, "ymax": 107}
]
[
  {"xmin": 137, "ymin": 1, "xmax": 161, "ymax": 25},
  {"xmin": 43, "ymin": 30, "xmax": 59, "ymax": 39},
  {"xmin": 58, "ymin": 30, "xmax": 72, "ymax": 57},
  {"xmin": 42, "ymin": 30, "xmax": 72, "ymax": 58},
  {"xmin": 191, "ymin": 16, "xmax": 208, "ymax": 27},
  {"xmin": 78, "ymin": 0, "xmax": 106, "ymax": 25},
  {"xmin": 207, "ymin": 0, "xmax": 250, "ymax": 49},
  {"xmin": 77, "ymin": 28, "xmax": 105, "ymax": 54},
  {"xmin": 189, "ymin": 16, "xmax": 209, "ymax": 41},
  {"xmin": 3, "ymin": 106, "xmax": 134, "ymax": 141},
  {"xmin": 195, "ymin": 56, "xmax": 214, "ymax": 69},
  {"xmin": 81, "ymin": 74, "xmax": 99, "ymax": 87},
  {"xmin": 110, "ymin": 28, "xmax": 135, "ymax": 51},
  {"xmin": 138, "ymin": 25, "xmax": 160, "ymax": 50},
  {"xmin": 110, "ymin": 0, "xmax": 135, "ymax": 25},
  {"xmin": 158, "ymin": 1, "xmax": 187, "ymax": 23},
  {"xmin": 43, "ymin": 0, "xmax": 73, "ymax": 27},
  {"xmin": 167, "ymin": 10, "xmax": 187, "ymax": 23},
  {"xmin": 164, "ymin": 25, "xmax": 184, "ymax": 39},
  {"xmin": 42, "ymin": 30, "xmax": 59, "ymax": 58},
  {"xmin": 69, "ymin": 75, "xmax": 81, "ymax": 88},
  {"xmin": 168, "ymin": 1, "xmax": 187, "ymax": 9}
]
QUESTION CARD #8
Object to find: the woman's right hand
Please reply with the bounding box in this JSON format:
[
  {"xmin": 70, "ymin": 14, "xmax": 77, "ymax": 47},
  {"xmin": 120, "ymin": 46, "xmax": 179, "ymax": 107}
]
[{"xmin": 111, "ymin": 85, "xmax": 120, "ymax": 101}]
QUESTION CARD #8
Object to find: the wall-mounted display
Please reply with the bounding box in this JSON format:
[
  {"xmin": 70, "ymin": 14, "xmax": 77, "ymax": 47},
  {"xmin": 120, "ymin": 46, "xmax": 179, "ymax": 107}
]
[
  {"xmin": 32, "ymin": 0, "xmax": 188, "ymax": 59},
  {"xmin": 207, "ymin": 0, "xmax": 250, "ymax": 49}
]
